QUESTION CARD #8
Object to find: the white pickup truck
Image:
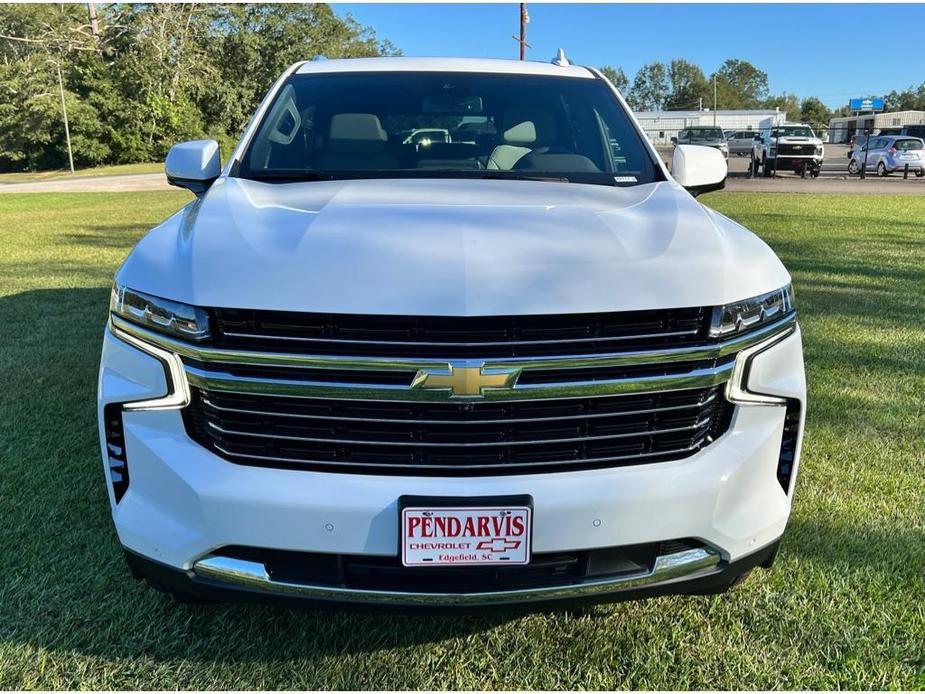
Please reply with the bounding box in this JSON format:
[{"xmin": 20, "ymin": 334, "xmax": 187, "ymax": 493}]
[
  {"xmin": 753, "ymin": 123, "xmax": 824, "ymax": 177},
  {"xmin": 99, "ymin": 56, "xmax": 805, "ymax": 608}
]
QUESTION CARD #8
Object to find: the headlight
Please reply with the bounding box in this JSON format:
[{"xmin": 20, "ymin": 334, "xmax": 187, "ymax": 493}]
[
  {"xmin": 710, "ymin": 285, "xmax": 795, "ymax": 338},
  {"xmin": 110, "ymin": 284, "xmax": 209, "ymax": 341}
]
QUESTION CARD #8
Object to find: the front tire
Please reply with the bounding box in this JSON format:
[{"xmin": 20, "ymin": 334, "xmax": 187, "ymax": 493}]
[
  {"xmin": 848, "ymin": 159, "xmax": 860, "ymax": 175},
  {"xmin": 878, "ymin": 161, "xmax": 888, "ymax": 177},
  {"xmin": 762, "ymin": 157, "xmax": 773, "ymax": 177}
]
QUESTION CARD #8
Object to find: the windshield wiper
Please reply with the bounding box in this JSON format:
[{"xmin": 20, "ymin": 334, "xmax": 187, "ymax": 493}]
[{"xmin": 237, "ymin": 169, "xmax": 633, "ymax": 187}]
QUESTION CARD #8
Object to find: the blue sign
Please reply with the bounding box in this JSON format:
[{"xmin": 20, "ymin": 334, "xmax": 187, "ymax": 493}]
[{"xmin": 849, "ymin": 97, "xmax": 884, "ymax": 112}]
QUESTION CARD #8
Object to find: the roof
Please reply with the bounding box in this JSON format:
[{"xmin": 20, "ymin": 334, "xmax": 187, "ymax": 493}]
[
  {"xmin": 634, "ymin": 109, "xmax": 781, "ymax": 118},
  {"xmin": 294, "ymin": 56, "xmax": 594, "ymax": 79}
]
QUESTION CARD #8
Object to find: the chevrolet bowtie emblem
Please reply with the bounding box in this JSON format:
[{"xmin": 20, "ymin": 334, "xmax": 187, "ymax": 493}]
[{"xmin": 412, "ymin": 364, "xmax": 521, "ymax": 397}]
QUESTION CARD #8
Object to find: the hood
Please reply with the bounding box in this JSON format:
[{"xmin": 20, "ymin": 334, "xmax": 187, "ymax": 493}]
[{"xmin": 118, "ymin": 177, "xmax": 789, "ymax": 316}]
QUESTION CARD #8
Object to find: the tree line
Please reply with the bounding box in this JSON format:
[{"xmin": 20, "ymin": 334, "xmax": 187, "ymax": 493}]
[
  {"xmin": 0, "ymin": 3, "xmax": 395, "ymax": 172},
  {"xmin": 598, "ymin": 59, "xmax": 925, "ymax": 133},
  {"xmin": 4, "ymin": 4, "xmax": 925, "ymax": 173}
]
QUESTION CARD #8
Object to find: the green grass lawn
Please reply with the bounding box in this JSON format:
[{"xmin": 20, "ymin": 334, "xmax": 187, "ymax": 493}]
[
  {"xmin": 0, "ymin": 162, "xmax": 162, "ymax": 184},
  {"xmin": 0, "ymin": 190, "xmax": 923, "ymax": 689}
]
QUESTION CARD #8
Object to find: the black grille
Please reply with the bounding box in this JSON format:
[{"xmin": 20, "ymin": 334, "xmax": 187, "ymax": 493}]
[
  {"xmin": 183, "ymin": 385, "xmax": 734, "ymax": 476},
  {"xmin": 209, "ymin": 307, "xmax": 711, "ymax": 358},
  {"xmin": 778, "ymin": 143, "xmax": 815, "ymax": 156},
  {"xmin": 209, "ymin": 539, "xmax": 707, "ymax": 594}
]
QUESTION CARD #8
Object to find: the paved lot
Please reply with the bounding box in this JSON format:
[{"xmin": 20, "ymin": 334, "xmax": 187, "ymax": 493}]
[
  {"xmin": 2, "ymin": 145, "xmax": 923, "ymax": 194},
  {"xmin": 0, "ymin": 172, "xmax": 170, "ymax": 193},
  {"xmin": 657, "ymin": 143, "xmax": 925, "ymax": 194}
]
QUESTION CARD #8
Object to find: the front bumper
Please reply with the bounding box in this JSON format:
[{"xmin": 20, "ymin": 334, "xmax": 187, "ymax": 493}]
[{"xmin": 98, "ymin": 324, "xmax": 805, "ymax": 605}]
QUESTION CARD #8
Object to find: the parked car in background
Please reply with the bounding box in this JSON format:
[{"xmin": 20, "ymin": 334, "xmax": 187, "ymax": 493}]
[
  {"xmin": 726, "ymin": 130, "xmax": 757, "ymax": 156},
  {"xmin": 673, "ymin": 126, "xmax": 729, "ymax": 159},
  {"xmin": 401, "ymin": 128, "xmax": 451, "ymax": 146},
  {"xmin": 848, "ymin": 136, "xmax": 925, "ymax": 176}
]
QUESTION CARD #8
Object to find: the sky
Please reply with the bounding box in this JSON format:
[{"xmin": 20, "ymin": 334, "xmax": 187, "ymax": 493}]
[{"xmin": 335, "ymin": 3, "xmax": 924, "ymax": 109}]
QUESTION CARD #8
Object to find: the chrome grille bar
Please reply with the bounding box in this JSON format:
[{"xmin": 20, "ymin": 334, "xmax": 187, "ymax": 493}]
[
  {"xmin": 184, "ymin": 360, "xmax": 735, "ymax": 401},
  {"xmin": 198, "ymin": 391, "xmax": 716, "ymax": 425}
]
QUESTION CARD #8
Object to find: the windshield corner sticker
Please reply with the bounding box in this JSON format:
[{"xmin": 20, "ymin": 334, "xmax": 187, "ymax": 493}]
[{"xmin": 613, "ymin": 175, "xmax": 638, "ymax": 183}]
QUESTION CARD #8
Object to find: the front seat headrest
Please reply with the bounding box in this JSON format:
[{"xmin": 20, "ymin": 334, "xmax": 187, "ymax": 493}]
[
  {"xmin": 328, "ymin": 113, "xmax": 388, "ymax": 154},
  {"xmin": 501, "ymin": 105, "xmax": 556, "ymax": 147}
]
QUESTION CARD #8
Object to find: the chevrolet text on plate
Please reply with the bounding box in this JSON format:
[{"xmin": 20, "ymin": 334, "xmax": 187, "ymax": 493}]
[{"xmin": 98, "ymin": 54, "xmax": 806, "ymax": 608}]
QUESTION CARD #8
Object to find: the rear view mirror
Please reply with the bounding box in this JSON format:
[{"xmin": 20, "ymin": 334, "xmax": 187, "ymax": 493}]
[
  {"xmin": 165, "ymin": 140, "xmax": 221, "ymax": 196},
  {"xmin": 672, "ymin": 144, "xmax": 727, "ymax": 197},
  {"xmin": 423, "ymin": 95, "xmax": 483, "ymax": 114}
]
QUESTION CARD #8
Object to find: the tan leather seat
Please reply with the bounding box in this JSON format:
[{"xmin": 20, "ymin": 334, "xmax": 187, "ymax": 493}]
[
  {"xmin": 487, "ymin": 106, "xmax": 557, "ymax": 170},
  {"xmin": 315, "ymin": 113, "xmax": 398, "ymax": 170}
]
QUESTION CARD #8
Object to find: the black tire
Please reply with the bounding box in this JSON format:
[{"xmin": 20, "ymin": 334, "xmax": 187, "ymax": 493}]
[
  {"xmin": 762, "ymin": 157, "xmax": 773, "ymax": 177},
  {"xmin": 878, "ymin": 161, "xmax": 888, "ymax": 177},
  {"xmin": 915, "ymin": 169, "xmax": 924, "ymax": 178},
  {"xmin": 848, "ymin": 159, "xmax": 860, "ymax": 175}
]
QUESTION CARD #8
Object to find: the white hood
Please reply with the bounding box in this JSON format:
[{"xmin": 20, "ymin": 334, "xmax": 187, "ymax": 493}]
[{"xmin": 118, "ymin": 177, "xmax": 789, "ymax": 316}]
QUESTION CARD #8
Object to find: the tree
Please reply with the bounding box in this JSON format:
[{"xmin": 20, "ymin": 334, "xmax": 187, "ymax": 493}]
[
  {"xmin": 713, "ymin": 58, "xmax": 769, "ymax": 108},
  {"xmin": 761, "ymin": 92, "xmax": 799, "ymax": 120},
  {"xmin": 883, "ymin": 84, "xmax": 925, "ymax": 112},
  {"xmin": 799, "ymin": 96, "xmax": 831, "ymax": 129},
  {"xmin": 0, "ymin": 3, "xmax": 110, "ymax": 169},
  {"xmin": 205, "ymin": 4, "xmax": 397, "ymax": 142},
  {"xmin": 627, "ymin": 62, "xmax": 669, "ymax": 111},
  {"xmin": 665, "ymin": 59, "xmax": 710, "ymax": 110},
  {"xmin": 0, "ymin": 3, "xmax": 397, "ymax": 171},
  {"xmin": 599, "ymin": 65, "xmax": 628, "ymax": 93}
]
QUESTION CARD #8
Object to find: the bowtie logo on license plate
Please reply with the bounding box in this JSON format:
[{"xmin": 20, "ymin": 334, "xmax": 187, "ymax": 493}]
[{"xmin": 476, "ymin": 538, "xmax": 522, "ymax": 552}]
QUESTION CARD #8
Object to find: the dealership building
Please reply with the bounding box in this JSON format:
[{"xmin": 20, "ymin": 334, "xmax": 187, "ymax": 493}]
[
  {"xmin": 632, "ymin": 109, "xmax": 786, "ymax": 144},
  {"xmin": 827, "ymin": 110, "xmax": 925, "ymax": 143}
]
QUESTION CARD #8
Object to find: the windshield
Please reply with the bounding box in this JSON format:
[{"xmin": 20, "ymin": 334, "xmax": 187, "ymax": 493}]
[
  {"xmin": 235, "ymin": 71, "xmax": 659, "ymax": 186},
  {"xmin": 678, "ymin": 128, "xmax": 723, "ymax": 140},
  {"xmin": 771, "ymin": 126, "xmax": 814, "ymax": 138},
  {"xmin": 894, "ymin": 138, "xmax": 924, "ymax": 151}
]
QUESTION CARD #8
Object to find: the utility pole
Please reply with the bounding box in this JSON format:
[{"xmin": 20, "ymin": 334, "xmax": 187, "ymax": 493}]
[
  {"xmin": 54, "ymin": 61, "xmax": 75, "ymax": 174},
  {"xmin": 513, "ymin": 3, "xmax": 530, "ymax": 60},
  {"xmin": 713, "ymin": 74, "xmax": 717, "ymax": 126}
]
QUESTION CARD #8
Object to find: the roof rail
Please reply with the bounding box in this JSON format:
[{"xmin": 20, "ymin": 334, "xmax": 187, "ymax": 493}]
[{"xmin": 551, "ymin": 48, "xmax": 570, "ymax": 66}]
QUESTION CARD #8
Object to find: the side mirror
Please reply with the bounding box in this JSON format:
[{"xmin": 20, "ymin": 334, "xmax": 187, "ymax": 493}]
[
  {"xmin": 672, "ymin": 144, "xmax": 727, "ymax": 197},
  {"xmin": 670, "ymin": 136, "xmax": 678, "ymax": 145},
  {"xmin": 165, "ymin": 139, "xmax": 220, "ymax": 195}
]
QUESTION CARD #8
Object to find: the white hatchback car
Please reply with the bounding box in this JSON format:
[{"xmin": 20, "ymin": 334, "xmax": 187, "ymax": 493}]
[{"xmin": 99, "ymin": 56, "xmax": 805, "ymax": 608}]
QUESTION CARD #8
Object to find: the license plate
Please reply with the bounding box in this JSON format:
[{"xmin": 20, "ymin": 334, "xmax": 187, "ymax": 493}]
[{"xmin": 401, "ymin": 506, "xmax": 532, "ymax": 566}]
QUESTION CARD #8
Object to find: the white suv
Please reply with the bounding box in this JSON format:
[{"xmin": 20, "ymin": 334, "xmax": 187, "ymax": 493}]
[{"xmin": 99, "ymin": 57, "xmax": 805, "ymax": 608}]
